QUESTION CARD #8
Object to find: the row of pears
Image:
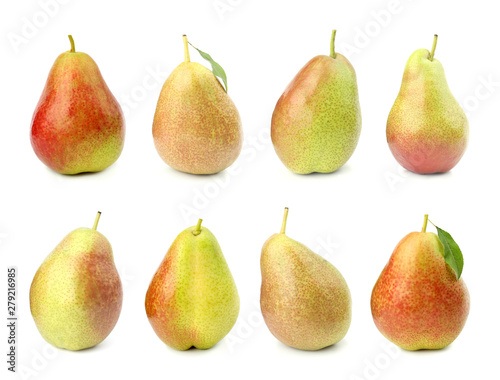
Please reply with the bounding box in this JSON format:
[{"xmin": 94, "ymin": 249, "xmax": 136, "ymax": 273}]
[
  {"xmin": 30, "ymin": 210, "xmax": 469, "ymax": 352},
  {"xmin": 30, "ymin": 31, "xmax": 468, "ymax": 176}
]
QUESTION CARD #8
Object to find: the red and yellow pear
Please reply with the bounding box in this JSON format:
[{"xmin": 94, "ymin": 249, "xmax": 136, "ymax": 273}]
[
  {"xmin": 371, "ymin": 215, "xmax": 470, "ymax": 350},
  {"xmin": 30, "ymin": 35, "xmax": 125, "ymax": 175}
]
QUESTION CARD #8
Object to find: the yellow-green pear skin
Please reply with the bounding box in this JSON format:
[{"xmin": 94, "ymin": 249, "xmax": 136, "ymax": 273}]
[
  {"xmin": 271, "ymin": 31, "xmax": 361, "ymax": 174},
  {"xmin": 152, "ymin": 35, "xmax": 242, "ymax": 175},
  {"xmin": 30, "ymin": 213, "xmax": 122, "ymax": 351},
  {"xmin": 387, "ymin": 35, "xmax": 469, "ymax": 174},
  {"xmin": 260, "ymin": 209, "xmax": 351, "ymax": 350},
  {"xmin": 145, "ymin": 220, "xmax": 239, "ymax": 350}
]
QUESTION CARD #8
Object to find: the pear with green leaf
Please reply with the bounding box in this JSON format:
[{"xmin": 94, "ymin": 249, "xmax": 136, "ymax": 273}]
[
  {"xmin": 371, "ymin": 215, "xmax": 470, "ymax": 350},
  {"xmin": 152, "ymin": 35, "xmax": 242, "ymax": 174}
]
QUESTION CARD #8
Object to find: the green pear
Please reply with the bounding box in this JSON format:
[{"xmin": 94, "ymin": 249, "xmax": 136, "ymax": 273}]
[
  {"xmin": 30, "ymin": 212, "xmax": 122, "ymax": 350},
  {"xmin": 371, "ymin": 215, "xmax": 470, "ymax": 350},
  {"xmin": 152, "ymin": 35, "xmax": 242, "ymax": 174},
  {"xmin": 387, "ymin": 35, "xmax": 469, "ymax": 173},
  {"xmin": 260, "ymin": 208, "xmax": 351, "ymax": 350},
  {"xmin": 271, "ymin": 30, "xmax": 361, "ymax": 174},
  {"xmin": 31, "ymin": 36, "xmax": 125, "ymax": 175},
  {"xmin": 145, "ymin": 219, "xmax": 239, "ymax": 350}
]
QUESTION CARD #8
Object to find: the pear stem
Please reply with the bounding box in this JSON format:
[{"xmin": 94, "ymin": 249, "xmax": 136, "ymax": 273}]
[
  {"xmin": 193, "ymin": 218, "xmax": 203, "ymax": 236},
  {"xmin": 280, "ymin": 207, "xmax": 289, "ymax": 234},
  {"xmin": 183, "ymin": 34, "xmax": 190, "ymax": 63},
  {"xmin": 92, "ymin": 211, "xmax": 101, "ymax": 231},
  {"xmin": 421, "ymin": 214, "xmax": 429, "ymax": 233},
  {"xmin": 330, "ymin": 30, "xmax": 337, "ymax": 59},
  {"xmin": 429, "ymin": 34, "xmax": 438, "ymax": 61},
  {"xmin": 68, "ymin": 35, "xmax": 75, "ymax": 53}
]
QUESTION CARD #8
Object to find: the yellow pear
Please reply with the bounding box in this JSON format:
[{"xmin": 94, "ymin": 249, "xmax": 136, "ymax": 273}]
[
  {"xmin": 152, "ymin": 35, "xmax": 242, "ymax": 174},
  {"xmin": 260, "ymin": 208, "xmax": 351, "ymax": 350}
]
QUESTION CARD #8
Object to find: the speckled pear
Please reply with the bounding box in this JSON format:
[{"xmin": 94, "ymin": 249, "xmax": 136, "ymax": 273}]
[
  {"xmin": 371, "ymin": 215, "xmax": 470, "ymax": 350},
  {"xmin": 260, "ymin": 208, "xmax": 351, "ymax": 350},
  {"xmin": 152, "ymin": 35, "xmax": 242, "ymax": 174},
  {"xmin": 30, "ymin": 36, "xmax": 125, "ymax": 175},
  {"xmin": 29, "ymin": 212, "xmax": 123, "ymax": 350},
  {"xmin": 145, "ymin": 219, "xmax": 239, "ymax": 350},
  {"xmin": 387, "ymin": 35, "xmax": 469, "ymax": 173},
  {"xmin": 271, "ymin": 30, "xmax": 361, "ymax": 174}
]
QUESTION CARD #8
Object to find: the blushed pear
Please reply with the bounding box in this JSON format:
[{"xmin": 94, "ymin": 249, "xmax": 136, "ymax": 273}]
[
  {"xmin": 30, "ymin": 212, "xmax": 123, "ymax": 350},
  {"xmin": 271, "ymin": 30, "xmax": 362, "ymax": 174}
]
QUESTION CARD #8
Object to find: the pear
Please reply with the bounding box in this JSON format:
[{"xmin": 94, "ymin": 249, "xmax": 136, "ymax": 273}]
[
  {"xmin": 387, "ymin": 35, "xmax": 469, "ymax": 173},
  {"xmin": 30, "ymin": 36, "xmax": 125, "ymax": 175},
  {"xmin": 145, "ymin": 219, "xmax": 239, "ymax": 350},
  {"xmin": 152, "ymin": 35, "xmax": 242, "ymax": 174},
  {"xmin": 260, "ymin": 208, "xmax": 351, "ymax": 350},
  {"xmin": 30, "ymin": 212, "xmax": 123, "ymax": 350},
  {"xmin": 271, "ymin": 30, "xmax": 361, "ymax": 174},
  {"xmin": 371, "ymin": 215, "xmax": 470, "ymax": 350}
]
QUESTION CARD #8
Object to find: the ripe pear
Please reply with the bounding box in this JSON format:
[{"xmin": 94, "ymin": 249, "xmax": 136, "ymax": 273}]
[
  {"xmin": 30, "ymin": 36, "xmax": 125, "ymax": 175},
  {"xmin": 30, "ymin": 212, "xmax": 123, "ymax": 350},
  {"xmin": 371, "ymin": 215, "xmax": 470, "ymax": 350},
  {"xmin": 387, "ymin": 35, "xmax": 469, "ymax": 173},
  {"xmin": 260, "ymin": 208, "xmax": 351, "ymax": 350},
  {"xmin": 271, "ymin": 30, "xmax": 361, "ymax": 174},
  {"xmin": 145, "ymin": 219, "xmax": 239, "ymax": 350},
  {"xmin": 152, "ymin": 35, "xmax": 242, "ymax": 174}
]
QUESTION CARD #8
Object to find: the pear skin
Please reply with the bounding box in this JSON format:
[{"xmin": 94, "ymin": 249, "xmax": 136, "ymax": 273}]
[
  {"xmin": 31, "ymin": 36, "xmax": 125, "ymax": 175},
  {"xmin": 152, "ymin": 35, "xmax": 242, "ymax": 175},
  {"xmin": 271, "ymin": 30, "xmax": 361, "ymax": 174},
  {"xmin": 371, "ymin": 216, "xmax": 470, "ymax": 350},
  {"xmin": 260, "ymin": 208, "xmax": 351, "ymax": 350},
  {"xmin": 387, "ymin": 35, "xmax": 468, "ymax": 174},
  {"xmin": 145, "ymin": 220, "xmax": 239, "ymax": 350},
  {"xmin": 30, "ymin": 212, "xmax": 123, "ymax": 350}
]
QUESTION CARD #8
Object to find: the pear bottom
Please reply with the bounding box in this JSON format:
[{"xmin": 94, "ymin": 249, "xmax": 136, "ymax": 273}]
[{"xmin": 388, "ymin": 138, "xmax": 466, "ymax": 174}]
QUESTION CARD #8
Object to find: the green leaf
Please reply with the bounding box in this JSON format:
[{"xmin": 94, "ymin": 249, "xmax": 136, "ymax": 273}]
[
  {"xmin": 188, "ymin": 42, "xmax": 228, "ymax": 92},
  {"xmin": 435, "ymin": 226, "xmax": 464, "ymax": 279}
]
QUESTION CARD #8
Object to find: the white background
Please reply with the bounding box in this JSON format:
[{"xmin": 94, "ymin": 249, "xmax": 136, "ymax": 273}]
[{"xmin": 1, "ymin": 0, "xmax": 499, "ymax": 379}]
